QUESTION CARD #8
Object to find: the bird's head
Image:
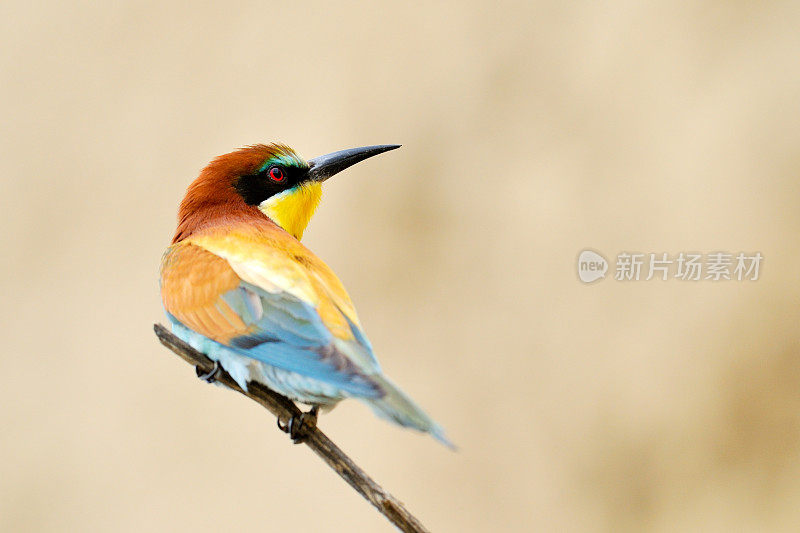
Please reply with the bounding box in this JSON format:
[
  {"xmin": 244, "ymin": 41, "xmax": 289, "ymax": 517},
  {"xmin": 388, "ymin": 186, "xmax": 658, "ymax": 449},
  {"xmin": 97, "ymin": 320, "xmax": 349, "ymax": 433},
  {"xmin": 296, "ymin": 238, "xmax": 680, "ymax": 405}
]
[{"xmin": 174, "ymin": 143, "xmax": 400, "ymax": 242}]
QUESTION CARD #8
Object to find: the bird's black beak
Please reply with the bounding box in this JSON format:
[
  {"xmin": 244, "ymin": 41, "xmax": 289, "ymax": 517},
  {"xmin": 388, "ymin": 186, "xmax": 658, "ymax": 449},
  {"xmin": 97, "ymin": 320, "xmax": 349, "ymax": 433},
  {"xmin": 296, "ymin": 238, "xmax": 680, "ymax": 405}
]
[{"xmin": 307, "ymin": 144, "xmax": 401, "ymax": 182}]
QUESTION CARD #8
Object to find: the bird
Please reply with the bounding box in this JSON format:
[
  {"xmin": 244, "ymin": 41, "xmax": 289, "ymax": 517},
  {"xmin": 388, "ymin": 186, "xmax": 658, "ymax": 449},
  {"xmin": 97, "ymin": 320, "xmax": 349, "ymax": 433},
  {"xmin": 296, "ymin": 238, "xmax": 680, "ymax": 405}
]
[{"xmin": 160, "ymin": 142, "xmax": 452, "ymax": 447}]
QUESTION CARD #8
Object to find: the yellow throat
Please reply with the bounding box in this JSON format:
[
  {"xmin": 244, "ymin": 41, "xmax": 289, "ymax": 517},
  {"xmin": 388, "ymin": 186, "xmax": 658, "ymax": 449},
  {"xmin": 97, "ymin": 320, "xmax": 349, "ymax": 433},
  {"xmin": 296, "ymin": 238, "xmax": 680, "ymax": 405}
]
[{"xmin": 258, "ymin": 182, "xmax": 322, "ymax": 240}]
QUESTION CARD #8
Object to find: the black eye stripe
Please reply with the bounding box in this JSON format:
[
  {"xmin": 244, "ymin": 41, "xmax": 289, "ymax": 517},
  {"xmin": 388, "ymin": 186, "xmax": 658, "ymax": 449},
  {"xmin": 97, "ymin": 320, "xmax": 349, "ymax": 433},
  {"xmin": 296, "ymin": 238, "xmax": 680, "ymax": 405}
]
[{"xmin": 235, "ymin": 164, "xmax": 308, "ymax": 206}]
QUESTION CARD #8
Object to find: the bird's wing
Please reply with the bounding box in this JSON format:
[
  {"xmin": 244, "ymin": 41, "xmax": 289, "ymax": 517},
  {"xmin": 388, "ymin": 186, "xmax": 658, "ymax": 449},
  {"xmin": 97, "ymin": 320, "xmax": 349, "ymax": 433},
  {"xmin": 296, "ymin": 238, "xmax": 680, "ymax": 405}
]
[{"xmin": 160, "ymin": 230, "xmax": 381, "ymax": 397}]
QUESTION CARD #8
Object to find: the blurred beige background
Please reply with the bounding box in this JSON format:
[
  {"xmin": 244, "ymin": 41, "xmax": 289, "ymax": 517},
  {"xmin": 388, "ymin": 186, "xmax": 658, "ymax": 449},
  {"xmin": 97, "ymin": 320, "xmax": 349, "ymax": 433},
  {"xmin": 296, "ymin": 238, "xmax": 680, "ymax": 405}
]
[{"xmin": 2, "ymin": 1, "xmax": 799, "ymax": 531}]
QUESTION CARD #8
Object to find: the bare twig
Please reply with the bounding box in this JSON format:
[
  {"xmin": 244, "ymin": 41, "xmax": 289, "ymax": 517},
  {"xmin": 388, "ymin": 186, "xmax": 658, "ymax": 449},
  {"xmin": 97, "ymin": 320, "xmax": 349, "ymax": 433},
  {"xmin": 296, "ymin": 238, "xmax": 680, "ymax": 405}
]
[{"xmin": 154, "ymin": 323, "xmax": 430, "ymax": 533}]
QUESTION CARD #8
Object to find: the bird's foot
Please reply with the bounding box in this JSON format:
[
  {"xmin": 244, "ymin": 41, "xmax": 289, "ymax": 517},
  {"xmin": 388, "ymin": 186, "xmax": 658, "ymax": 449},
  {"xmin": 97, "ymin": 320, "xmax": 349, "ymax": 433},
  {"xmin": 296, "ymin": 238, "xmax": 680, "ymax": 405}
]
[
  {"xmin": 277, "ymin": 406, "xmax": 319, "ymax": 444},
  {"xmin": 195, "ymin": 361, "xmax": 221, "ymax": 383}
]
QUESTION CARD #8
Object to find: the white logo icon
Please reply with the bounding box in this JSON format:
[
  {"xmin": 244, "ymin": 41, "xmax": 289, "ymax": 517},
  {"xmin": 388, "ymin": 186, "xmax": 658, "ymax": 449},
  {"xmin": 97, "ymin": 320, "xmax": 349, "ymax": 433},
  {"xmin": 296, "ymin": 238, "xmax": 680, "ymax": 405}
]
[{"xmin": 578, "ymin": 250, "xmax": 608, "ymax": 283}]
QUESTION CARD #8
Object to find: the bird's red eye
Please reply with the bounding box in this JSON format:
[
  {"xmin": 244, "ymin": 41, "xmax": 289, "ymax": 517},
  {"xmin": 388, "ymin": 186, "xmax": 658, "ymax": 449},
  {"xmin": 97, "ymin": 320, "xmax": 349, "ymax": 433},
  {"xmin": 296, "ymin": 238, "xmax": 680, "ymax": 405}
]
[{"xmin": 268, "ymin": 166, "xmax": 285, "ymax": 183}]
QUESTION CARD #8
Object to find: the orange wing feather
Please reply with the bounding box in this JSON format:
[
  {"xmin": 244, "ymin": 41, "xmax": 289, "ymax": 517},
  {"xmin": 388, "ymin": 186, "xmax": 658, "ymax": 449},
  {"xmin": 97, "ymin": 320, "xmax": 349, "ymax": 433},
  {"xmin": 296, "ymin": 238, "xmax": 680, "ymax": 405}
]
[
  {"xmin": 186, "ymin": 222, "xmax": 361, "ymax": 342},
  {"xmin": 160, "ymin": 242, "xmax": 251, "ymax": 344}
]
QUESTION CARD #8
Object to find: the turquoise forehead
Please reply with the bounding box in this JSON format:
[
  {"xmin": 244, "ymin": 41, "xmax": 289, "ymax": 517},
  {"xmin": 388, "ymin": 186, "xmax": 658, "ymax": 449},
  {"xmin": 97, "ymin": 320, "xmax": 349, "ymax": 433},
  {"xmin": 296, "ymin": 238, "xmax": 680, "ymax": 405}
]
[{"xmin": 258, "ymin": 151, "xmax": 307, "ymax": 172}]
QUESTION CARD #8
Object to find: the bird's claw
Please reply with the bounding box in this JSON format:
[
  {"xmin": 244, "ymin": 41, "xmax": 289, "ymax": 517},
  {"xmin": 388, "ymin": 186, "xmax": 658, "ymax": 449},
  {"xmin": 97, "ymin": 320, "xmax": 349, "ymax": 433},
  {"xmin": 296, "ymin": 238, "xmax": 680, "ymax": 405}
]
[
  {"xmin": 195, "ymin": 361, "xmax": 220, "ymax": 383},
  {"xmin": 277, "ymin": 406, "xmax": 319, "ymax": 444}
]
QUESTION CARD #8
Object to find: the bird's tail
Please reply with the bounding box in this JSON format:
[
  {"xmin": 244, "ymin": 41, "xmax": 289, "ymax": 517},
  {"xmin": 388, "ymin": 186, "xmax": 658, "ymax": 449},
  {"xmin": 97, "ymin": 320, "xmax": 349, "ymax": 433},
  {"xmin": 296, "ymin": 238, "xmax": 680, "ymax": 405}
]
[{"xmin": 364, "ymin": 375, "xmax": 456, "ymax": 449}]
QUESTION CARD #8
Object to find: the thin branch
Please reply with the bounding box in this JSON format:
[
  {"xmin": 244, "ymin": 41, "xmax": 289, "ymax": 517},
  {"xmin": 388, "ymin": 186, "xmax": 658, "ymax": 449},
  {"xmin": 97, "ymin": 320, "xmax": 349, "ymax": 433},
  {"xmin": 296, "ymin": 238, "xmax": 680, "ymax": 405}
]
[{"xmin": 154, "ymin": 323, "xmax": 430, "ymax": 533}]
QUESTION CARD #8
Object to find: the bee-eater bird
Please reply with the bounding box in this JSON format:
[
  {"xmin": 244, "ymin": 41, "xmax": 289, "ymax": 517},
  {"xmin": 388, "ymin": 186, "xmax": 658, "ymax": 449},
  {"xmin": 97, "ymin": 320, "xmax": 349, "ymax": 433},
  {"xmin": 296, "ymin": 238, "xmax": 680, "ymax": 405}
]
[{"xmin": 160, "ymin": 143, "xmax": 452, "ymax": 447}]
